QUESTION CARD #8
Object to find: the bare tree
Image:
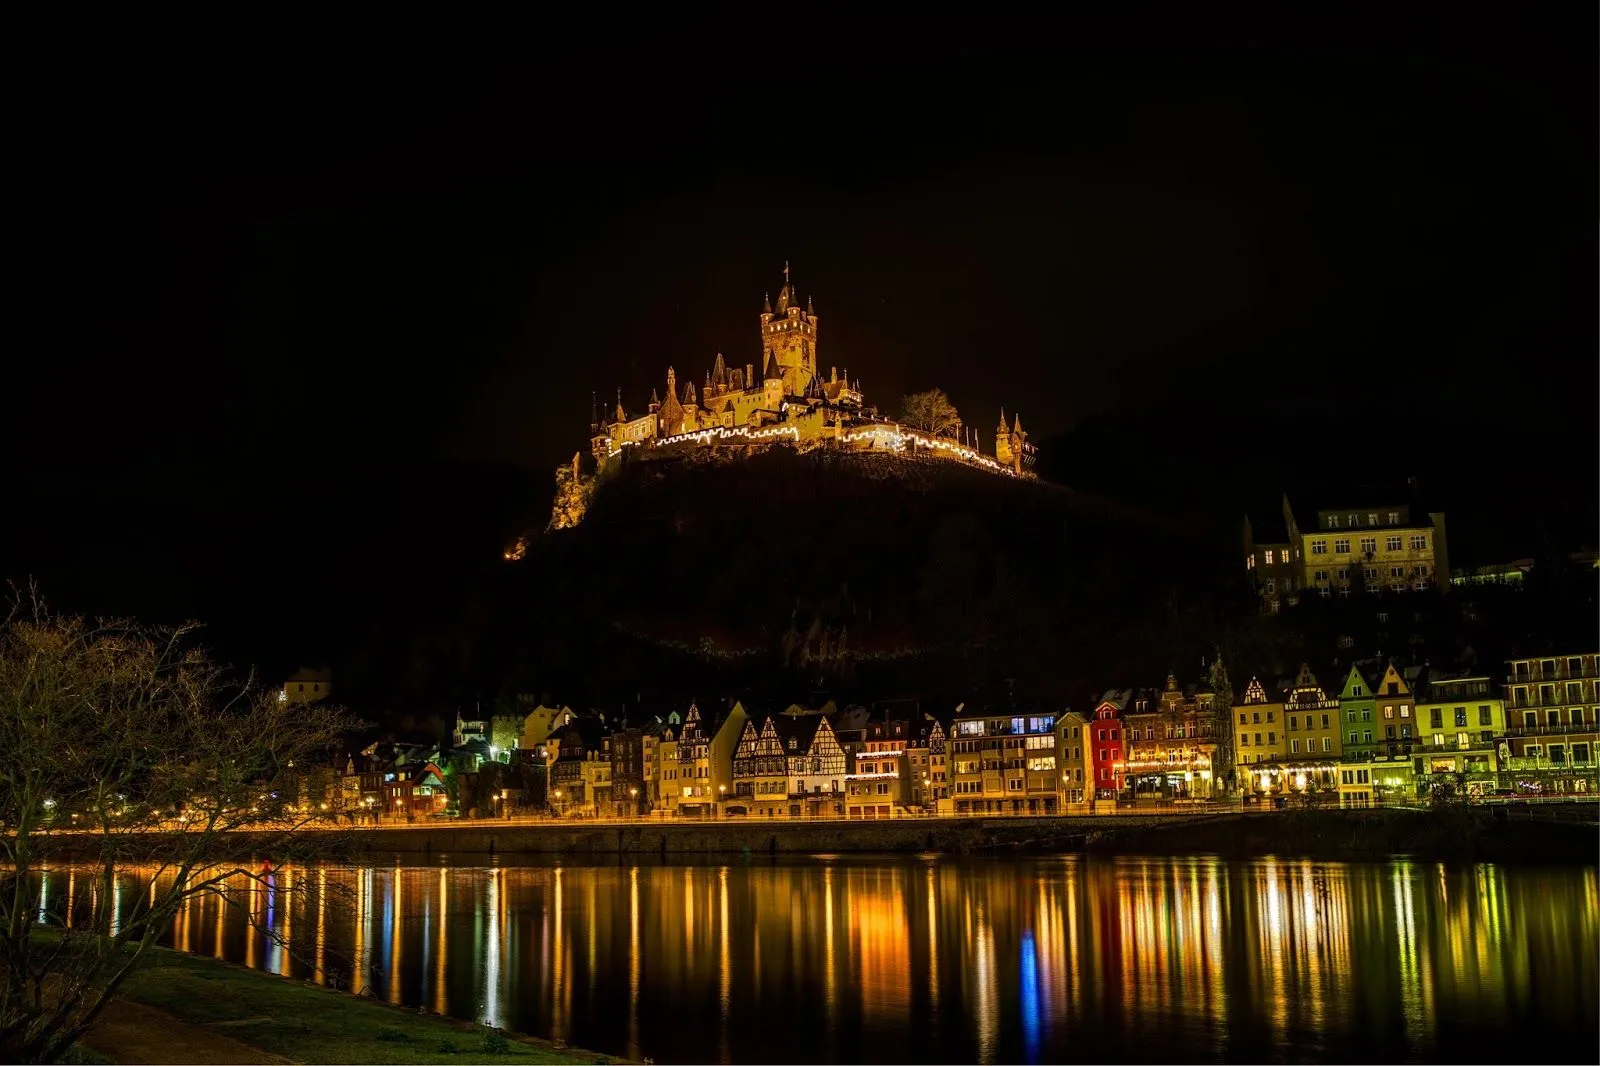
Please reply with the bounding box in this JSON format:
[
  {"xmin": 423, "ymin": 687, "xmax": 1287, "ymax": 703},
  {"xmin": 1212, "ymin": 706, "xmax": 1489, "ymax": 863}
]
[
  {"xmin": 899, "ymin": 389, "xmax": 963, "ymax": 439},
  {"xmin": 0, "ymin": 589, "xmax": 356, "ymax": 1063}
]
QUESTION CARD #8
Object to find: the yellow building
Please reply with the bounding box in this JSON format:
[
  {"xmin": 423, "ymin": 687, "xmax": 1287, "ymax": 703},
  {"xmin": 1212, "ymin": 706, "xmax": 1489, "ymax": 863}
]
[
  {"xmin": 1414, "ymin": 673, "xmax": 1506, "ymax": 799},
  {"xmin": 1234, "ymin": 677, "xmax": 1286, "ymax": 795},
  {"xmin": 671, "ymin": 702, "xmax": 747, "ymax": 817},
  {"xmin": 845, "ymin": 717, "xmax": 913, "ymax": 818},
  {"xmin": 1290, "ymin": 495, "xmax": 1450, "ymax": 598},
  {"xmin": 279, "ymin": 666, "xmax": 331, "ymax": 705},
  {"xmin": 1054, "ymin": 710, "xmax": 1093, "ymax": 807}
]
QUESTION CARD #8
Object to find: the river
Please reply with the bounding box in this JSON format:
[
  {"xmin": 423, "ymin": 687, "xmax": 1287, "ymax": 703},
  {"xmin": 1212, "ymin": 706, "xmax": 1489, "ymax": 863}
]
[{"xmin": 41, "ymin": 854, "xmax": 1599, "ymax": 1063}]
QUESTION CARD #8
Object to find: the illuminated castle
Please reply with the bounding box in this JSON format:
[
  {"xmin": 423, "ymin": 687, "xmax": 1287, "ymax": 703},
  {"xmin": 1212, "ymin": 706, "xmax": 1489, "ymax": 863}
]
[{"xmin": 544, "ymin": 265, "xmax": 1036, "ymax": 532}]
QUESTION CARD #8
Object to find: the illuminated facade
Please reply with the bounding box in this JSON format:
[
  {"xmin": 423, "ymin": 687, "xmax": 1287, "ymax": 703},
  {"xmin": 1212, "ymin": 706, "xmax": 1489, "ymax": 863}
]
[
  {"xmin": 845, "ymin": 717, "xmax": 913, "ymax": 818},
  {"xmin": 1413, "ymin": 673, "xmax": 1506, "ymax": 799},
  {"xmin": 730, "ymin": 716, "xmax": 791, "ymax": 817},
  {"xmin": 1336, "ymin": 662, "xmax": 1417, "ymax": 806},
  {"xmin": 550, "ymin": 266, "xmax": 1036, "ymax": 529},
  {"xmin": 1087, "ymin": 694, "xmax": 1128, "ymax": 799},
  {"xmin": 1234, "ymin": 676, "xmax": 1286, "ymax": 787},
  {"xmin": 1239, "ymin": 665, "xmax": 1343, "ymax": 798},
  {"xmin": 1501, "ymin": 652, "xmax": 1599, "ymax": 794},
  {"xmin": 776, "ymin": 713, "xmax": 849, "ymax": 816},
  {"xmin": 1121, "ymin": 675, "xmax": 1218, "ymax": 800},
  {"xmin": 948, "ymin": 708, "xmax": 1061, "ymax": 814},
  {"xmin": 673, "ymin": 703, "xmax": 748, "ymax": 817},
  {"xmin": 1054, "ymin": 710, "xmax": 1092, "ymax": 806},
  {"xmin": 1244, "ymin": 491, "xmax": 1452, "ymax": 612}
]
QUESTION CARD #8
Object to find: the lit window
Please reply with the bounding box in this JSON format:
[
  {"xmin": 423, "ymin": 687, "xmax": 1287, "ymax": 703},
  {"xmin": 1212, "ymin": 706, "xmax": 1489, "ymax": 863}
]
[
  {"xmin": 1265, "ymin": 550, "xmax": 1275, "ymax": 564},
  {"xmin": 1312, "ymin": 540, "xmax": 1327, "ymax": 555}
]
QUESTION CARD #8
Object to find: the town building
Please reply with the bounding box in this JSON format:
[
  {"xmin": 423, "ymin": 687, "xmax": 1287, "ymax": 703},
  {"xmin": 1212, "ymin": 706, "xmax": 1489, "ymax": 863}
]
[
  {"xmin": 382, "ymin": 762, "xmax": 448, "ymax": 820},
  {"xmin": 948, "ymin": 706, "xmax": 1061, "ymax": 814},
  {"xmin": 548, "ymin": 717, "xmax": 609, "ymax": 815},
  {"xmin": 1234, "ymin": 677, "xmax": 1286, "ymax": 791},
  {"xmin": 279, "ymin": 666, "xmax": 332, "ymax": 705},
  {"xmin": 730, "ymin": 716, "xmax": 791, "ymax": 817},
  {"xmin": 1413, "ymin": 672, "xmax": 1506, "ymax": 799},
  {"xmin": 1054, "ymin": 710, "xmax": 1092, "ymax": 807},
  {"xmin": 609, "ymin": 726, "xmax": 649, "ymax": 815},
  {"xmin": 1088, "ymin": 693, "xmax": 1128, "ymax": 798},
  {"xmin": 845, "ymin": 716, "xmax": 913, "ymax": 818},
  {"xmin": 775, "ymin": 712, "xmax": 848, "ymax": 816},
  {"xmin": 1121, "ymin": 676, "xmax": 1218, "ymax": 800},
  {"xmin": 672, "ymin": 702, "xmax": 747, "ymax": 817},
  {"xmin": 1244, "ymin": 488, "xmax": 1452, "ymax": 613},
  {"xmin": 1336, "ymin": 662, "xmax": 1417, "ymax": 805},
  {"xmin": 1501, "ymin": 652, "xmax": 1599, "ymax": 794},
  {"xmin": 1280, "ymin": 665, "xmax": 1343, "ymax": 794}
]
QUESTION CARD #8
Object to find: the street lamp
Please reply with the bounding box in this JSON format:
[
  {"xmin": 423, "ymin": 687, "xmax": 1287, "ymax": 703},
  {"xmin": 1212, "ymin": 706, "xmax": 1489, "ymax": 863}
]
[
  {"xmin": 718, "ymin": 783, "xmax": 726, "ymax": 818},
  {"xmin": 553, "ymin": 789, "xmax": 563, "ymax": 817},
  {"xmin": 630, "ymin": 787, "xmax": 639, "ymax": 817}
]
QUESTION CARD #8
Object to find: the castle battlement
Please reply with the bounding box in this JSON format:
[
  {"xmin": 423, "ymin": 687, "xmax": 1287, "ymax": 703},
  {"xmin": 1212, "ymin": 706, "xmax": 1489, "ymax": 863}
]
[{"xmin": 547, "ymin": 266, "xmax": 1036, "ymax": 531}]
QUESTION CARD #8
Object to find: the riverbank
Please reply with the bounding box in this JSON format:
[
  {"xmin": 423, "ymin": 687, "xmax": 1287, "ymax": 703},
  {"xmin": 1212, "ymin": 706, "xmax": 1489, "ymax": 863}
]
[
  {"xmin": 1090, "ymin": 807, "xmax": 1599, "ymax": 864},
  {"xmin": 40, "ymin": 807, "xmax": 1598, "ymax": 865},
  {"xmin": 84, "ymin": 946, "xmax": 611, "ymax": 1065}
]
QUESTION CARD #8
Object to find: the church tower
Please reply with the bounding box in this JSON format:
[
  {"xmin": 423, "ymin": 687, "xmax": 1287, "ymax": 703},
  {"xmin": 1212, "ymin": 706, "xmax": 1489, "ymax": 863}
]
[{"xmin": 758, "ymin": 262, "xmax": 818, "ymax": 398}]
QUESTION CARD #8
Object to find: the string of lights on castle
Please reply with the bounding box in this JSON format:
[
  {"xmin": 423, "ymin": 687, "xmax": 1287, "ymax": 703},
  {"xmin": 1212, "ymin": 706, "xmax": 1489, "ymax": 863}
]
[{"xmin": 575, "ymin": 264, "xmax": 1036, "ymax": 483}]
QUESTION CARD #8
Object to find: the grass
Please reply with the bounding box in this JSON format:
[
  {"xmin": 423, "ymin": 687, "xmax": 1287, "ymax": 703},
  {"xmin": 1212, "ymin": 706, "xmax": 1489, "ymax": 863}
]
[{"xmin": 118, "ymin": 947, "xmax": 610, "ymax": 1064}]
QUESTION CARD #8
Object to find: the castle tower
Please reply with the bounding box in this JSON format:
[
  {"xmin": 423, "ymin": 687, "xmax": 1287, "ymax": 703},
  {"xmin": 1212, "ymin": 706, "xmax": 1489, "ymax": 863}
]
[
  {"xmin": 762, "ymin": 350, "xmax": 784, "ymax": 410},
  {"xmin": 995, "ymin": 408, "xmax": 1014, "ymax": 469},
  {"xmin": 758, "ymin": 262, "xmax": 819, "ymax": 398},
  {"xmin": 659, "ymin": 368, "xmax": 684, "ymax": 436}
]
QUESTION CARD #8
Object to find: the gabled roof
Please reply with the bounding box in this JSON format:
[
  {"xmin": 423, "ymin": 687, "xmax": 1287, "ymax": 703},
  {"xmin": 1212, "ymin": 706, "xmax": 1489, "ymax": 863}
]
[{"xmin": 772, "ymin": 713, "xmax": 825, "ymax": 754}]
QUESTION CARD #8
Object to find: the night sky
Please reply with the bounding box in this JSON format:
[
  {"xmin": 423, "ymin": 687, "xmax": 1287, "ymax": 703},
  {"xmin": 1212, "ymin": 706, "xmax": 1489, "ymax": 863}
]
[{"xmin": 5, "ymin": 11, "xmax": 1594, "ymax": 681}]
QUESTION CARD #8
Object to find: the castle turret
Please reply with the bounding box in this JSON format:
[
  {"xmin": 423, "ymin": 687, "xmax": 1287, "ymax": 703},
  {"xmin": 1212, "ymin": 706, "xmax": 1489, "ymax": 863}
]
[
  {"xmin": 660, "ymin": 368, "xmax": 684, "ymax": 435},
  {"xmin": 649, "ymin": 389, "xmax": 660, "ymax": 415},
  {"xmin": 760, "ymin": 262, "xmax": 818, "ymax": 398}
]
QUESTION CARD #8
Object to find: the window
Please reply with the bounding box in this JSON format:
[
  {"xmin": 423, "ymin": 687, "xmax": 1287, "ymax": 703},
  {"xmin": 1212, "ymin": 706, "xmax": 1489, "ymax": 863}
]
[
  {"xmin": 1575, "ymin": 743, "xmax": 1591, "ymax": 766},
  {"xmin": 1026, "ymin": 756, "xmax": 1056, "ymax": 771},
  {"xmin": 1334, "ymin": 538, "xmax": 1351, "ymax": 554},
  {"xmin": 1291, "ymin": 739, "xmax": 1300, "ymax": 753},
  {"xmin": 1311, "ymin": 540, "xmax": 1327, "ymax": 555},
  {"xmin": 1384, "ymin": 705, "xmax": 1395, "ymax": 719},
  {"xmin": 1388, "ymin": 512, "xmax": 1399, "ymax": 524},
  {"xmin": 1255, "ymin": 733, "xmax": 1262, "ymax": 745},
  {"xmin": 1265, "ymin": 549, "xmax": 1275, "ymax": 564},
  {"xmin": 1386, "ymin": 536, "xmax": 1403, "ymax": 552},
  {"xmin": 1430, "ymin": 709, "xmax": 1443, "ymax": 729},
  {"xmin": 1453, "ymin": 709, "xmax": 1467, "ymax": 728},
  {"xmin": 1267, "ymin": 732, "xmax": 1276, "ymax": 745},
  {"xmin": 1390, "ymin": 566, "xmax": 1405, "ymax": 579},
  {"xmin": 1323, "ymin": 737, "xmax": 1332, "ymax": 752},
  {"xmin": 1348, "ymin": 732, "xmax": 1358, "ymax": 745},
  {"xmin": 1322, "ymin": 713, "xmax": 1331, "ymax": 729},
  {"xmin": 1241, "ymin": 734, "xmax": 1251, "ymax": 746},
  {"xmin": 1253, "ymin": 712, "xmax": 1261, "ymax": 724},
  {"xmin": 1400, "ymin": 704, "xmax": 1410, "ymax": 718},
  {"xmin": 1360, "ymin": 537, "xmax": 1377, "ymax": 554},
  {"xmin": 1239, "ymin": 712, "xmax": 1247, "ymax": 724},
  {"xmin": 1289, "ymin": 715, "xmax": 1299, "ymax": 731},
  {"xmin": 1315, "ymin": 569, "xmax": 1329, "ymax": 582},
  {"xmin": 1410, "ymin": 534, "xmax": 1427, "ymax": 550},
  {"xmin": 1367, "ymin": 514, "xmax": 1378, "ymax": 526}
]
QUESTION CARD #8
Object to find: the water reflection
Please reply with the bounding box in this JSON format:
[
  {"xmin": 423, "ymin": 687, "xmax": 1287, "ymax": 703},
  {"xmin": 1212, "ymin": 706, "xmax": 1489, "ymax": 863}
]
[{"xmin": 35, "ymin": 856, "xmax": 1598, "ymax": 1065}]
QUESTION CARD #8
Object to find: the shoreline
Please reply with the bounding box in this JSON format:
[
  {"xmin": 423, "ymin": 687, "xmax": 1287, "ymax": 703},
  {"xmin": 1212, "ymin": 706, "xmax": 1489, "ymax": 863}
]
[{"xmin": 42, "ymin": 807, "xmax": 1599, "ymax": 866}]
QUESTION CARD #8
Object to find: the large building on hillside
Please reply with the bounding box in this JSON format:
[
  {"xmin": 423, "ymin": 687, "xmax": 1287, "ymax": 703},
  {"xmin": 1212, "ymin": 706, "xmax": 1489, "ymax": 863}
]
[
  {"xmin": 1244, "ymin": 486, "xmax": 1450, "ymax": 613},
  {"xmin": 544, "ymin": 266, "xmax": 1037, "ymax": 531}
]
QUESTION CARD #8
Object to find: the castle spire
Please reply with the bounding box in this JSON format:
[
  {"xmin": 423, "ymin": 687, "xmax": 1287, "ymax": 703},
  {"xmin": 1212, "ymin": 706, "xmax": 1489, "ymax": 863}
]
[
  {"xmin": 615, "ymin": 387, "xmax": 626, "ymax": 423},
  {"xmin": 997, "ymin": 406, "xmax": 1008, "ymax": 433},
  {"xmin": 763, "ymin": 292, "xmax": 772, "ymax": 314},
  {"xmin": 1013, "ymin": 412, "xmax": 1023, "ymax": 435}
]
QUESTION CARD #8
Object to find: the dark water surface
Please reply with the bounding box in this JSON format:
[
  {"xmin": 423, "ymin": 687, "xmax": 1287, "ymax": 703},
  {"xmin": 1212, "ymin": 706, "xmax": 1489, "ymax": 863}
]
[{"xmin": 43, "ymin": 854, "xmax": 1599, "ymax": 1063}]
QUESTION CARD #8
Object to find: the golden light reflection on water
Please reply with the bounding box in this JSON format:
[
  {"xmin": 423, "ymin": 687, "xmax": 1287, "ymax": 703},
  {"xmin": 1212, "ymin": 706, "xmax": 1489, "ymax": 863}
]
[{"xmin": 34, "ymin": 856, "xmax": 1599, "ymax": 1065}]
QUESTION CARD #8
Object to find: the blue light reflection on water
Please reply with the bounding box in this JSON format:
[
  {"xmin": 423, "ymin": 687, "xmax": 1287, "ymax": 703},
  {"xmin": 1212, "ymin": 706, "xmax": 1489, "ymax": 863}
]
[{"xmin": 1020, "ymin": 928, "xmax": 1040, "ymax": 1062}]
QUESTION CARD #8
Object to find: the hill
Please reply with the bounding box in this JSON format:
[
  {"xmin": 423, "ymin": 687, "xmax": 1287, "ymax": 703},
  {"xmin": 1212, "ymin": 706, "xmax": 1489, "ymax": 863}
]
[{"xmin": 489, "ymin": 447, "xmax": 1238, "ymax": 709}]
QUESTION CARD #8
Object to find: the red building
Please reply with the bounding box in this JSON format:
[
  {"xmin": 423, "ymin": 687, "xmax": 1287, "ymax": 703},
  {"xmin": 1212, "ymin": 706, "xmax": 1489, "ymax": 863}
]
[
  {"xmin": 384, "ymin": 762, "xmax": 449, "ymax": 820},
  {"xmin": 1090, "ymin": 692, "xmax": 1130, "ymax": 799}
]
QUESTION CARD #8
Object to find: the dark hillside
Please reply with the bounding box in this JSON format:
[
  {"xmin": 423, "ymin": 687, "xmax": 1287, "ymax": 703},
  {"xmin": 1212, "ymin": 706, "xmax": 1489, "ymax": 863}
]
[{"xmin": 492, "ymin": 448, "xmax": 1237, "ymax": 708}]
